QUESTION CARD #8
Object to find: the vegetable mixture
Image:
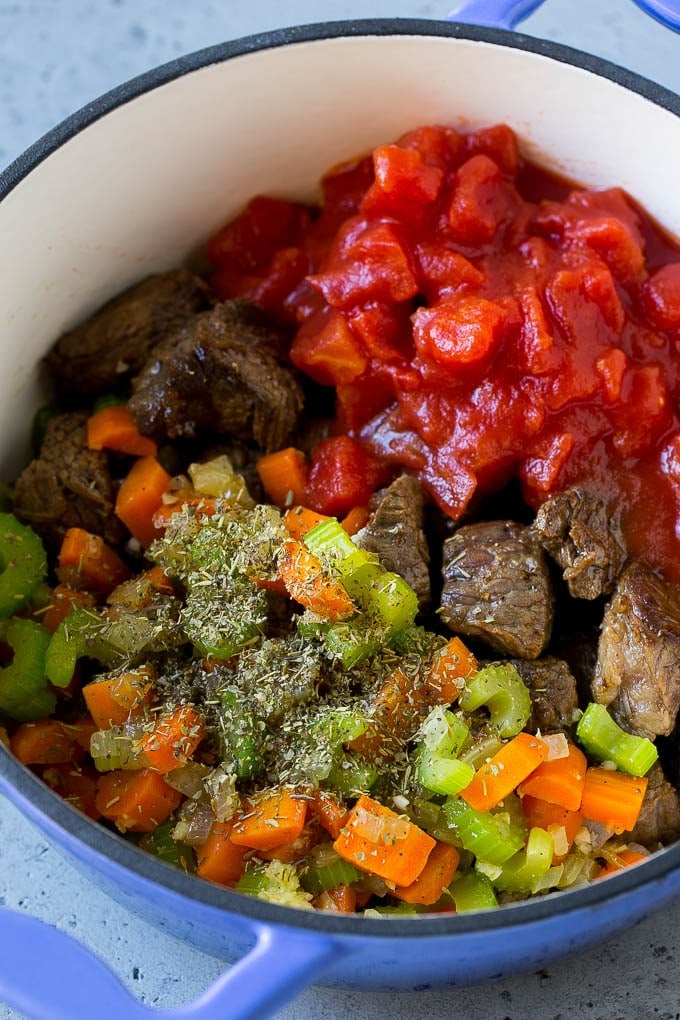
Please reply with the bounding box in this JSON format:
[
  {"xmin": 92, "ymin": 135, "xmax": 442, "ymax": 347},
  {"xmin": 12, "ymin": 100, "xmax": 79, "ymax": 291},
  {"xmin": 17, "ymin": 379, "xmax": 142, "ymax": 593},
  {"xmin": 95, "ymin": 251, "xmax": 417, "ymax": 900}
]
[{"xmin": 2, "ymin": 120, "xmax": 680, "ymax": 915}]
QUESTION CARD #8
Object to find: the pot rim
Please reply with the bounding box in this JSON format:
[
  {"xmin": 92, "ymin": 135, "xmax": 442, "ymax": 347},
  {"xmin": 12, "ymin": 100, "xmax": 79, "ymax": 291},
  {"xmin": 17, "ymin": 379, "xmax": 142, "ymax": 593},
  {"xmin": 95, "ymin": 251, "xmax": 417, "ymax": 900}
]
[{"xmin": 1, "ymin": 16, "xmax": 679, "ymax": 939}]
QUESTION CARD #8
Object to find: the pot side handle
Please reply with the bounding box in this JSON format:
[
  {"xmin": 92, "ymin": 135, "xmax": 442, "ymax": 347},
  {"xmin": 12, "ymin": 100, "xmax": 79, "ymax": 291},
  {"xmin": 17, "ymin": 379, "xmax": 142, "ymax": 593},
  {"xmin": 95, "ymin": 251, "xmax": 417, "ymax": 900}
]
[
  {"xmin": 0, "ymin": 905, "xmax": 341, "ymax": 1020},
  {"xmin": 449, "ymin": 0, "xmax": 680, "ymax": 30}
]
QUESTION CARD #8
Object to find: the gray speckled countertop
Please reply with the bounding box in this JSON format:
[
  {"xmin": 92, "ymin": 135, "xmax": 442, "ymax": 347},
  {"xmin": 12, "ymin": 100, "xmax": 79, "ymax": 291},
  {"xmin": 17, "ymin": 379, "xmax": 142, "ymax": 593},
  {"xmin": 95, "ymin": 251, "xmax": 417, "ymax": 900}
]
[{"xmin": 2, "ymin": 2, "xmax": 680, "ymax": 1018}]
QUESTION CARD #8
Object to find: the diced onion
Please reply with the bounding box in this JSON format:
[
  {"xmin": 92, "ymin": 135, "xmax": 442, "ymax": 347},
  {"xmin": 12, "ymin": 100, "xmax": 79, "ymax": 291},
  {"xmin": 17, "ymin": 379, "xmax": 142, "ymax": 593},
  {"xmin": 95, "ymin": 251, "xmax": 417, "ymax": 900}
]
[
  {"xmin": 543, "ymin": 733, "xmax": 569, "ymax": 761},
  {"xmin": 165, "ymin": 761, "xmax": 210, "ymax": 798},
  {"xmin": 172, "ymin": 800, "xmax": 215, "ymax": 846},
  {"xmin": 205, "ymin": 767, "xmax": 239, "ymax": 822},
  {"xmin": 548, "ymin": 823, "xmax": 569, "ymax": 858}
]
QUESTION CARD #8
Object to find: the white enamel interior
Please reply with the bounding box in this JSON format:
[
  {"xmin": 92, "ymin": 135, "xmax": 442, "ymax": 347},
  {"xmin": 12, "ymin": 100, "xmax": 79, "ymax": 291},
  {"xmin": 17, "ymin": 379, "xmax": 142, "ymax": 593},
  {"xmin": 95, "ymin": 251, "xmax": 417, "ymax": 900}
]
[{"xmin": 0, "ymin": 32, "xmax": 678, "ymax": 477}]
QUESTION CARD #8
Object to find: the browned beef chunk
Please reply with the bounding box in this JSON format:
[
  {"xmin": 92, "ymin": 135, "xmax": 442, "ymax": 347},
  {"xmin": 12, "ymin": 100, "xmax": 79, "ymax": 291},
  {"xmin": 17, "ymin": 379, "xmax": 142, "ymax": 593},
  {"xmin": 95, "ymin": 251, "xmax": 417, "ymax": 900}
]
[
  {"xmin": 533, "ymin": 487, "xmax": 626, "ymax": 599},
  {"xmin": 508, "ymin": 656, "xmax": 579, "ymax": 734},
  {"xmin": 129, "ymin": 301, "xmax": 303, "ymax": 452},
  {"xmin": 592, "ymin": 560, "xmax": 680, "ymax": 739},
  {"xmin": 440, "ymin": 521, "xmax": 554, "ymax": 659},
  {"xmin": 46, "ymin": 270, "xmax": 211, "ymax": 397},
  {"xmin": 629, "ymin": 763, "xmax": 680, "ymax": 846},
  {"xmin": 13, "ymin": 411, "xmax": 126, "ymax": 551},
  {"xmin": 355, "ymin": 475, "xmax": 430, "ymax": 607}
]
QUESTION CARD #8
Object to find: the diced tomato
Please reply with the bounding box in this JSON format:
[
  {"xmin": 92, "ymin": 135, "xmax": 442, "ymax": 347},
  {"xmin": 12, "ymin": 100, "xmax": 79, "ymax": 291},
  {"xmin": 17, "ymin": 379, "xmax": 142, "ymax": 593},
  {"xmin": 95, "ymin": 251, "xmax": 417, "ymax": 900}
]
[{"xmin": 305, "ymin": 436, "xmax": 387, "ymax": 517}]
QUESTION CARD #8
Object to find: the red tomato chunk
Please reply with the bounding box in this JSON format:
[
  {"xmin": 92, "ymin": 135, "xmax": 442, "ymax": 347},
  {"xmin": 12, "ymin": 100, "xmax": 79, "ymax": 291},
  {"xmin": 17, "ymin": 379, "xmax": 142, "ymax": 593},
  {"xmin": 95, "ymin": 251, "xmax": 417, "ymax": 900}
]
[{"xmin": 208, "ymin": 123, "xmax": 680, "ymax": 582}]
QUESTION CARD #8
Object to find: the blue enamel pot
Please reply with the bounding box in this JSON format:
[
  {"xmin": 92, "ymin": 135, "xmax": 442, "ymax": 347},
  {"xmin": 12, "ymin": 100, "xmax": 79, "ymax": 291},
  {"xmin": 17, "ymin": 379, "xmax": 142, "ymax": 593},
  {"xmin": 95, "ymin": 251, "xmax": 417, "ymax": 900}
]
[{"xmin": 1, "ymin": 1, "xmax": 680, "ymax": 1016}]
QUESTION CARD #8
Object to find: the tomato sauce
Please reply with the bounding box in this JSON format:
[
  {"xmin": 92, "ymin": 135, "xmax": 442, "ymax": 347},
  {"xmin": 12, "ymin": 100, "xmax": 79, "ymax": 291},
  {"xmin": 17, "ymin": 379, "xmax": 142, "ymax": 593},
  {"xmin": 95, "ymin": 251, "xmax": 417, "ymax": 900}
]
[{"xmin": 207, "ymin": 123, "xmax": 680, "ymax": 583}]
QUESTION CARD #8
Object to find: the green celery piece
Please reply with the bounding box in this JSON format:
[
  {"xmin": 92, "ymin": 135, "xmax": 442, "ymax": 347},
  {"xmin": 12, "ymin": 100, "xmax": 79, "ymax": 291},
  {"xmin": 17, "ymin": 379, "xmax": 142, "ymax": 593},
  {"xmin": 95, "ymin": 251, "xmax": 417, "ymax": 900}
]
[
  {"xmin": 139, "ymin": 820, "xmax": 195, "ymax": 873},
  {"xmin": 341, "ymin": 557, "xmax": 385, "ymax": 604},
  {"xmin": 296, "ymin": 614, "xmax": 330, "ymax": 641},
  {"xmin": 0, "ymin": 514, "xmax": 47, "ymax": 618},
  {"xmin": 303, "ymin": 518, "xmax": 357, "ymax": 563},
  {"xmin": 219, "ymin": 690, "xmax": 264, "ymax": 780},
  {"xmin": 365, "ymin": 904, "xmax": 420, "ymax": 916},
  {"xmin": 389, "ymin": 625, "xmax": 445, "ymax": 658},
  {"xmin": 417, "ymin": 749, "xmax": 475, "ymax": 797},
  {"xmin": 493, "ymin": 826, "xmax": 554, "ymax": 893},
  {"xmin": 576, "ymin": 702, "xmax": 658, "ymax": 777},
  {"xmin": 313, "ymin": 708, "xmax": 369, "ymax": 749},
  {"xmin": 45, "ymin": 606, "xmax": 150, "ymax": 688},
  {"xmin": 420, "ymin": 706, "xmax": 469, "ymax": 758},
  {"xmin": 322, "ymin": 618, "xmax": 383, "ymax": 667},
  {"xmin": 459, "ymin": 663, "xmax": 531, "ymax": 738},
  {"xmin": 326, "ymin": 751, "xmax": 378, "ymax": 797},
  {"xmin": 235, "ymin": 870, "xmax": 271, "ymax": 897},
  {"xmin": 407, "ymin": 798, "xmax": 464, "ymax": 847},
  {"xmin": 236, "ymin": 861, "xmax": 312, "ymax": 909},
  {"xmin": 369, "ymin": 572, "xmax": 418, "ymax": 633},
  {"xmin": 442, "ymin": 798, "xmax": 525, "ymax": 865},
  {"xmin": 449, "ymin": 871, "xmax": 499, "ymax": 912},
  {"xmin": 460, "ymin": 734, "xmax": 504, "ymax": 769},
  {"xmin": 0, "ymin": 617, "xmax": 54, "ymax": 722},
  {"xmin": 181, "ymin": 580, "xmax": 266, "ymax": 660},
  {"xmin": 300, "ymin": 857, "xmax": 362, "ymax": 895}
]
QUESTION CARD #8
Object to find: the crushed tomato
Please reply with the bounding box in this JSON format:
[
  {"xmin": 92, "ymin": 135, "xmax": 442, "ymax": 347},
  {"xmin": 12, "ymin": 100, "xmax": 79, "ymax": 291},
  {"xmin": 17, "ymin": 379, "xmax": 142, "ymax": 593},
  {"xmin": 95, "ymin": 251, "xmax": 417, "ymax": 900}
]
[{"xmin": 208, "ymin": 122, "xmax": 680, "ymax": 583}]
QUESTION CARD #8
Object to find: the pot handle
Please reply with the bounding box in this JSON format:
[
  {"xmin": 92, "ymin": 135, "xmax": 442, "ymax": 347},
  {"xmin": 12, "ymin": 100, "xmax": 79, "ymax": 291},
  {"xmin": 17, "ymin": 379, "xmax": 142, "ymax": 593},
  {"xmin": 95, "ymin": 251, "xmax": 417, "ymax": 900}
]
[
  {"xmin": 450, "ymin": 0, "xmax": 680, "ymax": 30},
  {"xmin": 0, "ymin": 904, "xmax": 341, "ymax": 1020}
]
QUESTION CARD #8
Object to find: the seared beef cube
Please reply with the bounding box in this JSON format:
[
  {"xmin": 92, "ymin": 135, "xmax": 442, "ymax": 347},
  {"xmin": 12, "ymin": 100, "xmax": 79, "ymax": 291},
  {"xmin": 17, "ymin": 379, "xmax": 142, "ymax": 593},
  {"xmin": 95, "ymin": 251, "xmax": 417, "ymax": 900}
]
[
  {"xmin": 46, "ymin": 270, "xmax": 211, "ymax": 397},
  {"xmin": 129, "ymin": 301, "xmax": 303, "ymax": 452},
  {"xmin": 508, "ymin": 656, "xmax": 579, "ymax": 734},
  {"xmin": 629, "ymin": 763, "xmax": 680, "ymax": 846},
  {"xmin": 355, "ymin": 475, "xmax": 430, "ymax": 607},
  {"xmin": 440, "ymin": 520, "xmax": 554, "ymax": 659},
  {"xmin": 592, "ymin": 560, "xmax": 680, "ymax": 739},
  {"xmin": 533, "ymin": 487, "xmax": 626, "ymax": 599},
  {"xmin": 13, "ymin": 411, "xmax": 126, "ymax": 551}
]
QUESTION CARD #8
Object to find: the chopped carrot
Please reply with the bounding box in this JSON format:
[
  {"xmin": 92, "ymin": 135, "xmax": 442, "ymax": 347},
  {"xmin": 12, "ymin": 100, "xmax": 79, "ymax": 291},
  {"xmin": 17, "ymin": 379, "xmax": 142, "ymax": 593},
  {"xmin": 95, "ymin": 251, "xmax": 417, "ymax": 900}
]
[
  {"xmin": 283, "ymin": 505, "xmax": 330, "ymax": 541},
  {"xmin": 425, "ymin": 637, "xmax": 478, "ymax": 704},
  {"xmin": 341, "ymin": 505, "xmax": 371, "ymax": 536},
  {"xmin": 82, "ymin": 668, "xmax": 154, "ymax": 729},
  {"xmin": 140, "ymin": 565, "xmax": 176, "ymax": 596},
  {"xmin": 42, "ymin": 584, "xmax": 96, "ymax": 633},
  {"xmin": 259, "ymin": 823, "xmax": 320, "ymax": 862},
  {"xmin": 43, "ymin": 763, "xmax": 101, "ymax": 819},
  {"xmin": 277, "ymin": 538, "xmax": 355, "ymax": 621},
  {"xmin": 461, "ymin": 732, "xmax": 550, "ymax": 813},
  {"xmin": 348, "ymin": 667, "xmax": 417, "ymax": 762},
  {"xmin": 195, "ymin": 820, "xmax": 250, "ymax": 885},
  {"xmin": 393, "ymin": 841, "xmax": 460, "ymax": 905},
  {"xmin": 86, "ymin": 404, "xmax": 158, "ymax": 458},
  {"xmin": 115, "ymin": 456, "xmax": 172, "ymax": 547},
  {"xmin": 152, "ymin": 496, "xmax": 218, "ymax": 530},
  {"xmin": 580, "ymin": 767, "xmax": 648, "ymax": 834},
  {"xmin": 333, "ymin": 794, "xmax": 436, "ymax": 887},
  {"xmin": 10, "ymin": 719, "xmax": 84, "ymax": 765},
  {"xmin": 308, "ymin": 788, "xmax": 350, "ymax": 839},
  {"xmin": 598, "ymin": 848, "xmax": 649, "ymax": 879},
  {"xmin": 521, "ymin": 795, "xmax": 583, "ymax": 863},
  {"xmin": 141, "ymin": 704, "xmax": 205, "ymax": 774},
  {"xmin": 256, "ymin": 447, "xmax": 308, "ymax": 509},
  {"xmin": 313, "ymin": 886, "xmax": 357, "ymax": 912},
  {"xmin": 95, "ymin": 768, "xmax": 182, "ymax": 833},
  {"xmin": 57, "ymin": 527, "xmax": 131, "ymax": 596},
  {"xmin": 230, "ymin": 788, "xmax": 308, "ymax": 852},
  {"xmin": 518, "ymin": 743, "xmax": 587, "ymax": 812},
  {"xmin": 63, "ymin": 715, "xmax": 99, "ymax": 752}
]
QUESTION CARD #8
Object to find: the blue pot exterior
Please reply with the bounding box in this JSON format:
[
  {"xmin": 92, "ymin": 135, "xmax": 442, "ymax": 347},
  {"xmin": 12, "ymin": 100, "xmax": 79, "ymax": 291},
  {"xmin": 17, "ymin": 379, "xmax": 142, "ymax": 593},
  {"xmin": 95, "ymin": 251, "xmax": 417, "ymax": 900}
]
[{"xmin": 3, "ymin": 754, "xmax": 680, "ymax": 994}]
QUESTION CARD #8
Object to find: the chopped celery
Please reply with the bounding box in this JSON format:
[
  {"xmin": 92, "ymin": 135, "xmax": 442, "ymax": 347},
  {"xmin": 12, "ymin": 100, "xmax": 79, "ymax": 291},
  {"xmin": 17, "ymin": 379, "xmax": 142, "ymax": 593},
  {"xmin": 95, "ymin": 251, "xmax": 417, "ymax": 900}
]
[
  {"xmin": 459, "ymin": 664, "xmax": 531, "ymax": 738},
  {"xmin": 576, "ymin": 702, "xmax": 658, "ymax": 777},
  {"xmin": 0, "ymin": 513, "xmax": 47, "ymax": 618},
  {"xmin": 300, "ymin": 856, "xmax": 362, "ymax": 895},
  {"xmin": 407, "ymin": 798, "xmax": 464, "ymax": 847},
  {"xmin": 449, "ymin": 871, "xmax": 498, "ymax": 912},
  {"xmin": 369, "ymin": 572, "xmax": 418, "ymax": 633},
  {"xmin": 218, "ymin": 690, "xmax": 264, "ymax": 780},
  {"xmin": 442, "ymin": 798, "xmax": 525, "ymax": 865},
  {"xmin": 139, "ymin": 819, "xmax": 195, "ymax": 872},
  {"xmin": 460, "ymin": 734, "xmax": 504, "ymax": 769},
  {"xmin": 322, "ymin": 618, "xmax": 383, "ymax": 667},
  {"xmin": 416, "ymin": 750, "xmax": 475, "ymax": 797},
  {"xmin": 0, "ymin": 617, "xmax": 54, "ymax": 721},
  {"xmin": 326, "ymin": 751, "xmax": 378, "ymax": 797},
  {"xmin": 364, "ymin": 904, "xmax": 420, "ymax": 916},
  {"xmin": 492, "ymin": 827, "xmax": 554, "ymax": 893},
  {"xmin": 312, "ymin": 708, "xmax": 369, "ymax": 748},
  {"xmin": 389, "ymin": 625, "xmax": 445, "ymax": 658},
  {"xmin": 236, "ymin": 860, "xmax": 313, "ymax": 909},
  {"xmin": 303, "ymin": 518, "xmax": 357, "ymax": 562},
  {"xmin": 419, "ymin": 706, "xmax": 469, "ymax": 758},
  {"xmin": 90, "ymin": 728, "xmax": 141, "ymax": 772}
]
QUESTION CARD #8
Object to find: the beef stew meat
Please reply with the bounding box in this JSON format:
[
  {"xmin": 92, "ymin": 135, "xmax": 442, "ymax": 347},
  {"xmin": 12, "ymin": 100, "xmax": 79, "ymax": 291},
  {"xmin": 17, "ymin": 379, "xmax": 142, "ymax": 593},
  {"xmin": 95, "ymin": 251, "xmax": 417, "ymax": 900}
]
[
  {"xmin": 592, "ymin": 560, "xmax": 680, "ymax": 739},
  {"xmin": 13, "ymin": 411, "xmax": 127, "ymax": 552},
  {"xmin": 46, "ymin": 270, "xmax": 212, "ymax": 398},
  {"xmin": 440, "ymin": 520, "xmax": 554, "ymax": 659},
  {"xmin": 532, "ymin": 487, "xmax": 627, "ymax": 600},
  {"xmin": 507, "ymin": 656, "xmax": 579, "ymax": 735},
  {"xmin": 355, "ymin": 474, "xmax": 431, "ymax": 608},
  {"xmin": 629, "ymin": 762, "xmax": 680, "ymax": 847},
  {"xmin": 129, "ymin": 301, "xmax": 304, "ymax": 451}
]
